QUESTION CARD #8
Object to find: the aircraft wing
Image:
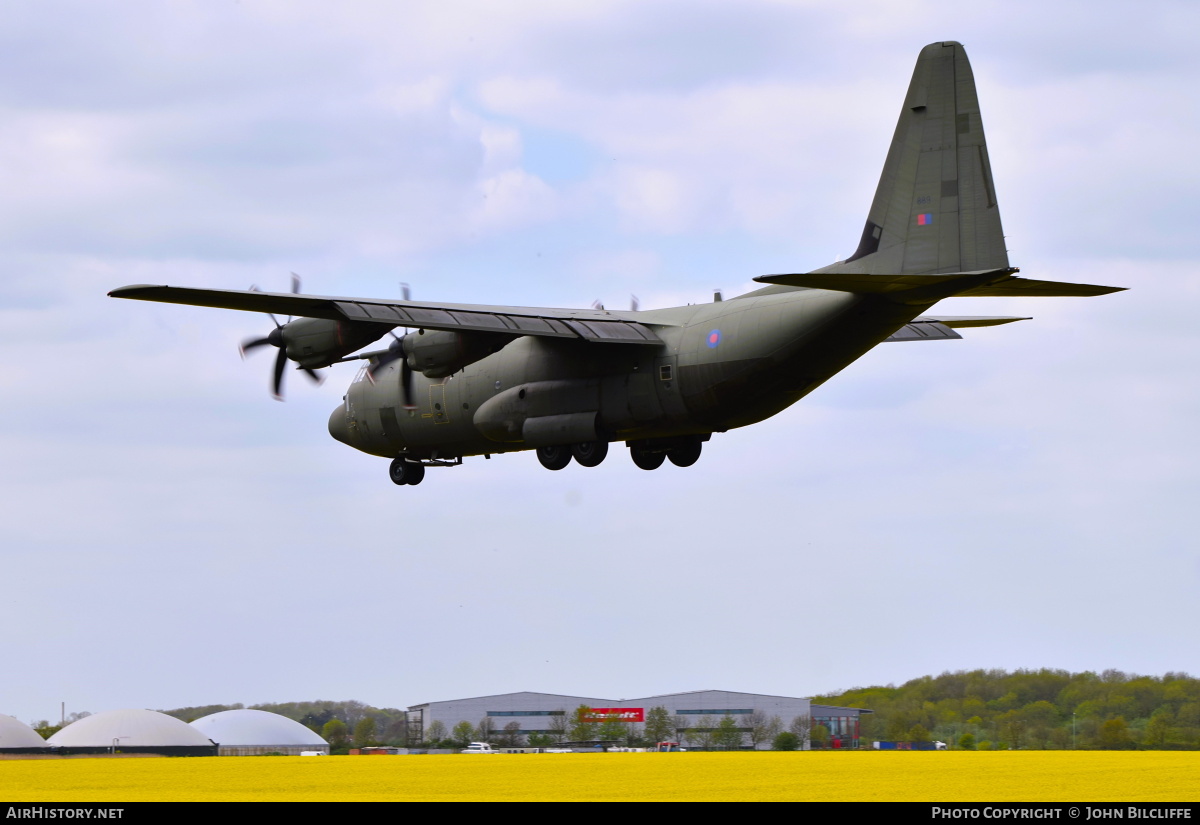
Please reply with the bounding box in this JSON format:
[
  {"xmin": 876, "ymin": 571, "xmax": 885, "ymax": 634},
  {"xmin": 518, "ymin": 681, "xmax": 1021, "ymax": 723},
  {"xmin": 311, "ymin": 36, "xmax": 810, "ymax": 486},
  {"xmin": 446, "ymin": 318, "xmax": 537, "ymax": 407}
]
[{"xmin": 108, "ymin": 284, "xmax": 664, "ymax": 345}]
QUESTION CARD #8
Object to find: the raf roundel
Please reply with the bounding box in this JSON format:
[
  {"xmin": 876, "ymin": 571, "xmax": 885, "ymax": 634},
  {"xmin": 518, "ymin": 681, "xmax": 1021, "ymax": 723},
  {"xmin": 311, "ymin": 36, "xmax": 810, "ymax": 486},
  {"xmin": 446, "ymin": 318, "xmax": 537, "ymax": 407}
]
[{"xmin": 707, "ymin": 329, "xmax": 722, "ymax": 348}]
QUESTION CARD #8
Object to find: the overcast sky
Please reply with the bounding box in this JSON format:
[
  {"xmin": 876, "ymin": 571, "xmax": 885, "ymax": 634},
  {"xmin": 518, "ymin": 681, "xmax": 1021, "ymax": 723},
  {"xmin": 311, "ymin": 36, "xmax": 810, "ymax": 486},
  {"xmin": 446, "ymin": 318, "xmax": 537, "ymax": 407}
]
[{"xmin": 2, "ymin": 0, "xmax": 1197, "ymax": 725}]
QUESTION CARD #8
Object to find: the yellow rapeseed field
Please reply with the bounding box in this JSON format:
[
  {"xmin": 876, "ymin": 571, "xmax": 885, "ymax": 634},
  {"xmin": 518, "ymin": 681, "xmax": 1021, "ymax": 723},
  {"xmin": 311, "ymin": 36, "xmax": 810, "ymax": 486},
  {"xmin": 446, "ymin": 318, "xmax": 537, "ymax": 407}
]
[{"xmin": 2, "ymin": 751, "xmax": 1197, "ymax": 802}]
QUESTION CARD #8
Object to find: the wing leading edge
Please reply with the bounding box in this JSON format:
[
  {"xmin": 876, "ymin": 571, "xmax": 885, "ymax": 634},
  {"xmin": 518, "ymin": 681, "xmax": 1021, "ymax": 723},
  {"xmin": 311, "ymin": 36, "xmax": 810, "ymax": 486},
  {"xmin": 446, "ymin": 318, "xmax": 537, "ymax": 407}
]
[{"xmin": 108, "ymin": 284, "xmax": 663, "ymax": 345}]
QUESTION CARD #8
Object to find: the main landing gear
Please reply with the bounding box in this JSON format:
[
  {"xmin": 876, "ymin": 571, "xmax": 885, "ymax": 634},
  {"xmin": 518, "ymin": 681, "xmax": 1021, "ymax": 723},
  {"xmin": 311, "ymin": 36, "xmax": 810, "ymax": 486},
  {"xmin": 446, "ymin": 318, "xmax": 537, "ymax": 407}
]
[
  {"xmin": 536, "ymin": 441, "xmax": 609, "ymax": 470},
  {"xmin": 389, "ymin": 457, "xmax": 426, "ymax": 485},
  {"xmin": 628, "ymin": 435, "xmax": 706, "ymax": 471}
]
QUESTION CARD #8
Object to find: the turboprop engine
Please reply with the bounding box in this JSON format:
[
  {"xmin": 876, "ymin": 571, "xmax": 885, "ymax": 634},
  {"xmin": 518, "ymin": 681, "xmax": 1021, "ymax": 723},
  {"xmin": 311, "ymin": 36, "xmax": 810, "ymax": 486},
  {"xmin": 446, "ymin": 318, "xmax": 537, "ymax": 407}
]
[
  {"xmin": 402, "ymin": 329, "xmax": 513, "ymax": 378},
  {"xmin": 241, "ymin": 317, "xmax": 389, "ymax": 398}
]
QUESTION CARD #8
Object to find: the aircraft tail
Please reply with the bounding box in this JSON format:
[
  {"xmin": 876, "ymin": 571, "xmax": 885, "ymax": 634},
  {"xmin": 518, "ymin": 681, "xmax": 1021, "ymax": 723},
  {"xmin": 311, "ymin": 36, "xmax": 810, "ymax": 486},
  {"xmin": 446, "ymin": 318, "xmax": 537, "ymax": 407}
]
[{"xmin": 822, "ymin": 41, "xmax": 1007, "ymax": 277}]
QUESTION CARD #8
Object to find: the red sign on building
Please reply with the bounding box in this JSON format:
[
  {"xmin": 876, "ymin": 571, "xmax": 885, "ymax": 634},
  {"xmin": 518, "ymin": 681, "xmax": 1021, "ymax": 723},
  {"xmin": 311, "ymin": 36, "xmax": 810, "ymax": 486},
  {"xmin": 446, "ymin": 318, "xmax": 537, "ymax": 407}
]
[{"xmin": 583, "ymin": 708, "xmax": 644, "ymax": 723}]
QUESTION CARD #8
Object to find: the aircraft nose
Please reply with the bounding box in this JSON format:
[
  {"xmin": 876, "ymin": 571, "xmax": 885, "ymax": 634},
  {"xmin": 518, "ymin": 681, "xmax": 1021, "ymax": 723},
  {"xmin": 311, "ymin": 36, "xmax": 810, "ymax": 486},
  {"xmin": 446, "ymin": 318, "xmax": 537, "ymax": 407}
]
[{"xmin": 328, "ymin": 402, "xmax": 351, "ymax": 445}]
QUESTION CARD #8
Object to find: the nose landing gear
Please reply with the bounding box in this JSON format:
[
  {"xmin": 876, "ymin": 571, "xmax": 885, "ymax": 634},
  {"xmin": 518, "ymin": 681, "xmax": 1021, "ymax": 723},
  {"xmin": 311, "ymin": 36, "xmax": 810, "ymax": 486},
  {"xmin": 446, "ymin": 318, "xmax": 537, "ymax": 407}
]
[{"xmin": 389, "ymin": 457, "xmax": 426, "ymax": 485}]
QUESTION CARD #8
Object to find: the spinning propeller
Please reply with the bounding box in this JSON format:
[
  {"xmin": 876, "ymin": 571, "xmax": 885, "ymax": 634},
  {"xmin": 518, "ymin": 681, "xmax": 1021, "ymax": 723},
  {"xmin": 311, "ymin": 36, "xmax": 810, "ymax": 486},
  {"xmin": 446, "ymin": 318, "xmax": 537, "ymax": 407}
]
[
  {"xmin": 366, "ymin": 335, "xmax": 417, "ymax": 410},
  {"xmin": 238, "ymin": 273, "xmax": 322, "ymax": 400},
  {"xmin": 364, "ymin": 281, "xmax": 417, "ymax": 409}
]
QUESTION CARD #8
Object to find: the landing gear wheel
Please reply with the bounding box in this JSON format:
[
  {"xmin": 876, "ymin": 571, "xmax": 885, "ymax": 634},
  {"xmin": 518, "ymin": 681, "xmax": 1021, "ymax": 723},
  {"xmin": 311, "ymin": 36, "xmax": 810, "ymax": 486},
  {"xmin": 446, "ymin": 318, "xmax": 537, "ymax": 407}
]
[
  {"xmin": 389, "ymin": 457, "xmax": 426, "ymax": 485},
  {"xmin": 667, "ymin": 438, "xmax": 703, "ymax": 467},
  {"xmin": 572, "ymin": 441, "xmax": 609, "ymax": 467},
  {"xmin": 536, "ymin": 445, "xmax": 572, "ymax": 471},
  {"xmin": 629, "ymin": 443, "xmax": 665, "ymax": 471}
]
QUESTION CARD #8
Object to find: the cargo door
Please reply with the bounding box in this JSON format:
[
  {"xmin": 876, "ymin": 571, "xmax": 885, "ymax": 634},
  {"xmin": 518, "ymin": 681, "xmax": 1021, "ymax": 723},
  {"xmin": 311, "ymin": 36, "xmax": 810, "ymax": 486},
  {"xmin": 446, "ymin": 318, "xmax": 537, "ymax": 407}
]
[{"xmin": 653, "ymin": 354, "xmax": 689, "ymax": 419}]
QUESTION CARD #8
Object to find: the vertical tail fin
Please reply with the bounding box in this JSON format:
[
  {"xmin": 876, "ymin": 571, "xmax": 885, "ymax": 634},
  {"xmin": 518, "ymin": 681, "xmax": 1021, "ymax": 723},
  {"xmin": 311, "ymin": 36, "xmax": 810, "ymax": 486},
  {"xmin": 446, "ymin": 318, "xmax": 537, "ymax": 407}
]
[{"xmin": 823, "ymin": 41, "xmax": 1008, "ymax": 276}]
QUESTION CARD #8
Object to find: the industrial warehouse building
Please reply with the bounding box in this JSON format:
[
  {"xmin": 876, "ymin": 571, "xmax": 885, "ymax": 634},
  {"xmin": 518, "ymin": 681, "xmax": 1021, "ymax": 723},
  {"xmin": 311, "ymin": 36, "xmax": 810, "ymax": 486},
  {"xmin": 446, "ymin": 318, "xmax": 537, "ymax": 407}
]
[
  {"xmin": 407, "ymin": 690, "xmax": 870, "ymax": 749},
  {"xmin": 190, "ymin": 709, "xmax": 330, "ymax": 755}
]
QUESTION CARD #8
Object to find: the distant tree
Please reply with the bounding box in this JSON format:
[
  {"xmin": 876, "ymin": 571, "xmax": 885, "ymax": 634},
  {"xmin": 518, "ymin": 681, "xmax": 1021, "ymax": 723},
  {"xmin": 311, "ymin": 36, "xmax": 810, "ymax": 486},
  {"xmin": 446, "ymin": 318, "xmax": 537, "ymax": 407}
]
[
  {"xmin": 499, "ymin": 722, "xmax": 524, "ymax": 748},
  {"xmin": 301, "ymin": 708, "xmax": 336, "ymax": 734},
  {"xmin": 789, "ymin": 715, "xmax": 813, "ymax": 749},
  {"xmin": 773, "ymin": 732, "xmax": 799, "ymax": 751},
  {"xmin": 643, "ymin": 707, "xmax": 674, "ymax": 745},
  {"xmin": 548, "ymin": 711, "xmax": 569, "ymax": 743},
  {"xmin": 1098, "ymin": 717, "xmax": 1133, "ymax": 750},
  {"xmin": 569, "ymin": 706, "xmax": 597, "ymax": 742},
  {"xmin": 623, "ymin": 723, "xmax": 646, "ymax": 747},
  {"xmin": 159, "ymin": 704, "xmax": 239, "ymax": 723},
  {"xmin": 996, "ymin": 712, "xmax": 1026, "ymax": 749},
  {"xmin": 451, "ymin": 721, "xmax": 475, "ymax": 748},
  {"xmin": 322, "ymin": 719, "xmax": 349, "ymax": 751},
  {"xmin": 354, "ymin": 717, "xmax": 377, "ymax": 748},
  {"xmin": 381, "ymin": 717, "xmax": 410, "ymax": 746},
  {"xmin": 474, "ymin": 717, "xmax": 495, "ymax": 744},
  {"xmin": 745, "ymin": 711, "xmax": 780, "ymax": 750},
  {"xmin": 810, "ymin": 723, "xmax": 830, "ymax": 749},
  {"xmin": 425, "ymin": 720, "xmax": 447, "ymax": 745},
  {"xmin": 686, "ymin": 716, "xmax": 716, "ymax": 750},
  {"xmin": 713, "ymin": 715, "xmax": 744, "ymax": 750},
  {"xmin": 340, "ymin": 700, "xmax": 370, "ymax": 729},
  {"xmin": 907, "ymin": 723, "xmax": 931, "ymax": 743},
  {"xmin": 1144, "ymin": 711, "xmax": 1174, "ymax": 749},
  {"xmin": 672, "ymin": 716, "xmax": 690, "ymax": 743},
  {"xmin": 597, "ymin": 715, "xmax": 627, "ymax": 742},
  {"xmin": 31, "ymin": 722, "xmax": 61, "ymax": 739},
  {"xmin": 958, "ymin": 733, "xmax": 977, "ymax": 750}
]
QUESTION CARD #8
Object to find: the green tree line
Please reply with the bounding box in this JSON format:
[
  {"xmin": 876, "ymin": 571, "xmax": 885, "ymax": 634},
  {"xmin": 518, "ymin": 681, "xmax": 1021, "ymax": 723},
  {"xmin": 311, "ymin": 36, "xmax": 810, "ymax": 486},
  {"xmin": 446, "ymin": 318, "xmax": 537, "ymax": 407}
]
[{"xmin": 812, "ymin": 669, "xmax": 1200, "ymax": 750}]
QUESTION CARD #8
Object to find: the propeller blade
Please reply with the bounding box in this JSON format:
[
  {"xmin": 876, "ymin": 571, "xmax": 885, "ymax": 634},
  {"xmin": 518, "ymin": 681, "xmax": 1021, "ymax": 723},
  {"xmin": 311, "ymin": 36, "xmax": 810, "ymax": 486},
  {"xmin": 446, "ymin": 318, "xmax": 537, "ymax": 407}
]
[
  {"xmin": 400, "ymin": 282, "xmax": 411, "ymax": 302},
  {"xmin": 239, "ymin": 336, "xmax": 273, "ymax": 358},
  {"xmin": 591, "ymin": 299, "xmax": 605, "ymax": 310},
  {"xmin": 301, "ymin": 367, "xmax": 323, "ymax": 385},
  {"xmin": 366, "ymin": 337, "xmax": 405, "ymax": 384},
  {"xmin": 288, "ymin": 273, "xmax": 301, "ymax": 323},
  {"xmin": 272, "ymin": 348, "xmax": 287, "ymax": 400},
  {"xmin": 248, "ymin": 285, "xmax": 283, "ymax": 327},
  {"xmin": 630, "ymin": 295, "xmax": 639, "ymax": 312},
  {"xmin": 401, "ymin": 359, "xmax": 416, "ymax": 410}
]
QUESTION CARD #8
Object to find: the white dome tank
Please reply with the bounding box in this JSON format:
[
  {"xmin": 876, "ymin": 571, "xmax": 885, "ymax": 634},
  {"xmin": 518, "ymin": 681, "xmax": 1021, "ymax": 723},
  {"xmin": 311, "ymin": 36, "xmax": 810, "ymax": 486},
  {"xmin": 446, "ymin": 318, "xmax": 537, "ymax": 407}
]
[
  {"xmin": 190, "ymin": 709, "xmax": 328, "ymax": 746},
  {"xmin": 47, "ymin": 709, "xmax": 215, "ymax": 748},
  {"xmin": 0, "ymin": 714, "xmax": 49, "ymax": 750}
]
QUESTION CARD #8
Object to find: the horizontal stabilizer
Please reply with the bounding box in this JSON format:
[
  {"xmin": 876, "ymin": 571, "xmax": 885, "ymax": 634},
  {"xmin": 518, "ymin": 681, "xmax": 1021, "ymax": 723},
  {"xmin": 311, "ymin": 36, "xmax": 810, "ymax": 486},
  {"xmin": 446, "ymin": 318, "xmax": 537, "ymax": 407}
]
[
  {"xmin": 954, "ymin": 280, "xmax": 1125, "ymax": 297},
  {"xmin": 915, "ymin": 316, "xmax": 1030, "ymax": 328},
  {"xmin": 753, "ymin": 269, "xmax": 1124, "ymax": 301}
]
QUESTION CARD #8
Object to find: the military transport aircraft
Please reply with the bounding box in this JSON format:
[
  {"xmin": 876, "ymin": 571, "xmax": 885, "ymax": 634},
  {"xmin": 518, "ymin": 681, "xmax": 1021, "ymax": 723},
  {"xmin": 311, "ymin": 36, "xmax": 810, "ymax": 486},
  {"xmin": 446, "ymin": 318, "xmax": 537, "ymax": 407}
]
[{"xmin": 110, "ymin": 41, "xmax": 1123, "ymax": 487}]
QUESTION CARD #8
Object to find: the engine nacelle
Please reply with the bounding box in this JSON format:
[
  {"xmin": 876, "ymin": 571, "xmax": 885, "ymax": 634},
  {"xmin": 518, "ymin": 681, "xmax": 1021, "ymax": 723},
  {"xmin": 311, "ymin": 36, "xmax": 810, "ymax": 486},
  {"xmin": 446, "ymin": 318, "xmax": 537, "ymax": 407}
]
[
  {"xmin": 282, "ymin": 318, "xmax": 389, "ymax": 369},
  {"xmin": 403, "ymin": 329, "xmax": 512, "ymax": 378}
]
